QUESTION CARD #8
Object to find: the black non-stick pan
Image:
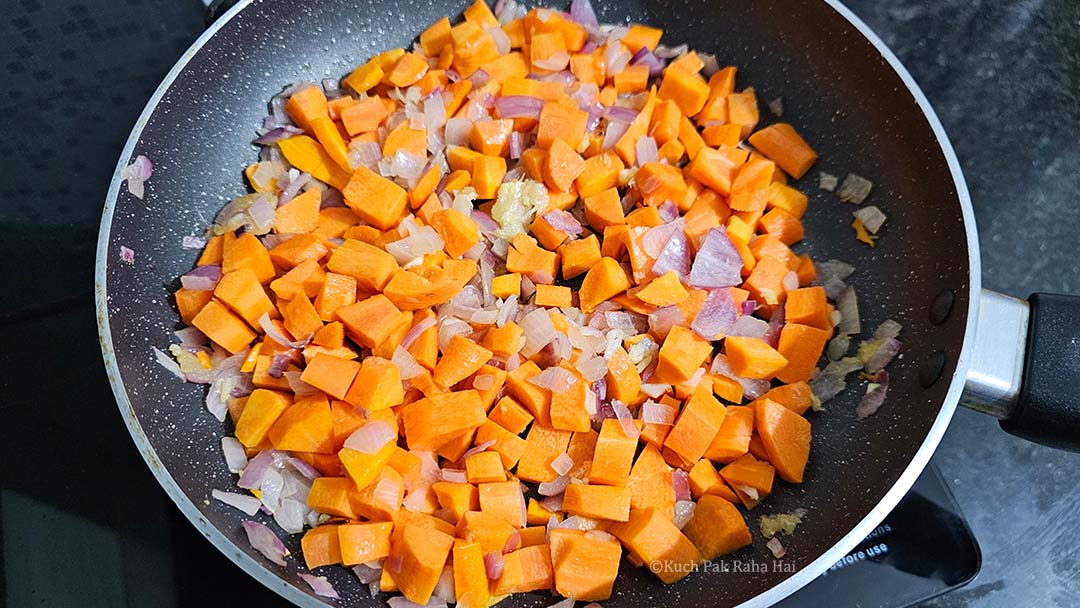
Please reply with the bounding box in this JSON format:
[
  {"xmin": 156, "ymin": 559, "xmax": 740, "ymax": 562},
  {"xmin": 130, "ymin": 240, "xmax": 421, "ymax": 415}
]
[{"xmin": 95, "ymin": 0, "xmax": 1080, "ymax": 605}]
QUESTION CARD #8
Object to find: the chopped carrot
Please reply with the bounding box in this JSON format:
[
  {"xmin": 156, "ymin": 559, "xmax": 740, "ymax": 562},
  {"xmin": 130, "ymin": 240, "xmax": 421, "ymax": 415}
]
[
  {"xmin": 658, "ymin": 67, "xmax": 710, "ymax": 116},
  {"xmin": 748, "ymin": 123, "xmax": 818, "ymax": 179},
  {"xmin": 682, "ymin": 495, "xmax": 751, "ymax": 560},
  {"xmin": 563, "ymin": 484, "xmax": 632, "ymax": 521},
  {"xmin": 705, "ymin": 405, "xmax": 754, "ymax": 462},
  {"xmin": 608, "ymin": 507, "xmax": 701, "ymax": 584},
  {"xmin": 579, "ymin": 257, "xmax": 631, "ymax": 312},
  {"xmin": 543, "ymin": 137, "xmax": 587, "ymax": 193},
  {"xmin": 752, "ymin": 398, "xmax": 811, "ymax": 483},
  {"xmin": 537, "ymin": 101, "xmax": 588, "ymax": 149},
  {"xmin": 723, "ymin": 336, "xmax": 789, "ymax": 380},
  {"xmin": 663, "ymin": 383, "xmax": 726, "ymax": 468},
  {"xmin": 775, "ymin": 323, "xmax": 830, "ymax": 384}
]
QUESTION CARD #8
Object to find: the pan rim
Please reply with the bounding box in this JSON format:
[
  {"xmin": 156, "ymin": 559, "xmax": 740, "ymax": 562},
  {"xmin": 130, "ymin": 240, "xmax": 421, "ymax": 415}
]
[{"xmin": 93, "ymin": 1, "xmax": 982, "ymax": 607}]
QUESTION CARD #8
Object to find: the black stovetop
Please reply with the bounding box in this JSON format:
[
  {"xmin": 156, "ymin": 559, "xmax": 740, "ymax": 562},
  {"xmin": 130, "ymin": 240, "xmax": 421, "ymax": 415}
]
[{"xmin": 2, "ymin": 1, "xmax": 1079, "ymax": 607}]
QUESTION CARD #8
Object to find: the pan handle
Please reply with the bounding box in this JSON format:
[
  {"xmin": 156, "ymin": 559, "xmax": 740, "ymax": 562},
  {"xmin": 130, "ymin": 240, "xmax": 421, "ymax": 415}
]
[{"xmin": 962, "ymin": 290, "xmax": 1080, "ymax": 451}]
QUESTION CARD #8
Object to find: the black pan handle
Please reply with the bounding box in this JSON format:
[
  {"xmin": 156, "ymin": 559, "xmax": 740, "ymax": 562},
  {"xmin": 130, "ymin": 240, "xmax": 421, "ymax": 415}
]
[
  {"xmin": 1000, "ymin": 293, "xmax": 1080, "ymax": 450},
  {"xmin": 963, "ymin": 290, "xmax": 1080, "ymax": 451}
]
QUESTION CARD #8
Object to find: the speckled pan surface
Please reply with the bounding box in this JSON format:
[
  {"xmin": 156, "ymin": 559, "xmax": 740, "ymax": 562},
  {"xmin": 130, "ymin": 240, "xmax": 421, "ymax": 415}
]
[{"xmin": 96, "ymin": 0, "xmax": 977, "ymax": 606}]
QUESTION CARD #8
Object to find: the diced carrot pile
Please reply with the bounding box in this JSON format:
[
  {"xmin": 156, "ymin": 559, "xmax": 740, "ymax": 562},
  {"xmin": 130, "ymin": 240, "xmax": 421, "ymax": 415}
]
[{"xmin": 166, "ymin": 0, "xmax": 835, "ymax": 603}]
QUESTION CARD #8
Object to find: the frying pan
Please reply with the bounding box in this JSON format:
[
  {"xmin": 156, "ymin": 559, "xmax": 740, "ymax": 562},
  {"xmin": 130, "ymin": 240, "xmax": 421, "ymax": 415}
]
[{"xmin": 94, "ymin": 0, "xmax": 1080, "ymax": 605}]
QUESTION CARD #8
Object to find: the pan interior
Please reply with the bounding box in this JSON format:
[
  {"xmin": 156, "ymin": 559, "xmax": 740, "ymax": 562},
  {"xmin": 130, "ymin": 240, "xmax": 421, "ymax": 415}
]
[{"xmin": 98, "ymin": 0, "xmax": 973, "ymax": 605}]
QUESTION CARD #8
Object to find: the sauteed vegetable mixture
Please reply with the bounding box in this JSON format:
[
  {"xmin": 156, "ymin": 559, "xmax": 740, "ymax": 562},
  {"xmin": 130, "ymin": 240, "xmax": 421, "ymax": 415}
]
[{"xmin": 153, "ymin": 0, "xmax": 902, "ymax": 603}]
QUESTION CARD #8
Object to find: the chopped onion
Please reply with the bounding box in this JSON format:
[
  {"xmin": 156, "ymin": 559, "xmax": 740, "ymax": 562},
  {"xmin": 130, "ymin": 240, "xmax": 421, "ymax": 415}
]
[
  {"xmin": 542, "ymin": 209, "xmax": 583, "ymax": 236},
  {"xmin": 810, "ymin": 356, "xmax": 863, "ymax": 403},
  {"xmin": 540, "ymin": 494, "xmax": 564, "ymax": 513},
  {"xmin": 605, "ymin": 42, "xmax": 631, "ymax": 75},
  {"xmin": 529, "ymin": 366, "xmax": 577, "ymax": 391},
  {"xmin": 259, "ymin": 313, "xmax": 310, "ymax": 348},
  {"xmin": 445, "ymin": 119, "xmax": 474, "ymax": 147},
  {"xmin": 386, "ymin": 226, "xmax": 445, "ymax": 265},
  {"xmin": 299, "ymin": 574, "xmax": 339, "ymax": 599},
  {"xmin": 767, "ymin": 536, "xmax": 787, "ymax": 558},
  {"xmin": 519, "ymin": 308, "xmax": 557, "ymax": 356},
  {"xmin": 180, "ymin": 264, "xmax": 221, "ymax": 291},
  {"xmin": 568, "ymin": 0, "xmax": 600, "ymax": 30},
  {"xmin": 182, "ymin": 235, "xmax": 207, "ymax": 250},
  {"xmin": 689, "ymin": 227, "xmax": 742, "ymax": 288},
  {"xmin": 266, "ymin": 353, "xmax": 290, "ymax": 379},
  {"xmin": 494, "ymin": 95, "xmax": 545, "ymax": 119},
  {"xmin": 238, "ymin": 449, "xmax": 276, "ymax": 489},
  {"xmin": 393, "ymin": 345, "xmax": 424, "ymax": 379},
  {"xmin": 605, "ymin": 105, "xmax": 639, "ymax": 124},
  {"xmin": 486, "ymin": 26, "xmax": 511, "ymax": 54},
  {"xmin": 700, "ymin": 52, "xmax": 719, "ymax": 77},
  {"xmin": 650, "ymin": 43, "xmax": 686, "ymax": 59},
  {"xmin": 533, "ymin": 51, "xmax": 571, "ymax": 71},
  {"xmin": 761, "ymin": 302, "xmax": 785, "ymax": 348},
  {"xmin": 401, "ymin": 316, "xmax": 437, "ymax": 349},
  {"xmin": 602, "ymin": 120, "xmax": 630, "ymax": 151},
  {"xmin": 691, "ymin": 287, "xmax": 738, "ymax": 340},
  {"xmin": 212, "ymin": 489, "xmax": 261, "ymax": 515},
  {"xmin": 861, "ymin": 337, "xmax": 902, "ymax": 373},
  {"xmin": 284, "ymin": 370, "xmax": 319, "ymax": 397},
  {"xmin": 658, "ymin": 199, "xmax": 679, "ymax": 222},
  {"xmin": 574, "ymin": 355, "xmax": 608, "ymax": 382},
  {"xmin": 380, "ymin": 150, "xmax": 427, "ymax": 183},
  {"xmin": 836, "ymin": 287, "xmax": 860, "ymax": 335},
  {"xmin": 241, "ymin": 520, "xmax": 288, "ymax": 566},
  {"xmin": 856, "ymin": 371, "xmax": 890, "ymax": 419},
  {"xmin": 611, "ymin": 399, "xmax": 640, "ymax": 439},
  {"xmin": 153, "ymin": 346, "xmax": 184, "ymax": 380},
  {"xmin": 473, "ymin": 373, "xmax": 497, "ymax": 391},
  {"xmin": 674, "ymin": 500, "xmax": 695, "ymax": 529},
  {"xmin": 442, "ymin": 468, "xmax": 468, "ymax": 483},
  {"xmin": 827, "ymin": 334, "xmax": 851, "ymax": 361},
  {"xmin": 837, "ymin": 173, "xmax": 874, "ymax": 204},
  {"xmin": 648, "ymin": 305, "xmax": 686, "ymax": 340},
  {"xmin": 551, "ymin": 453, "xmax": 574, "ymax": 476},
  {"xmin": 387, "ymin": 553, "xmax": 404, "ymax": 574},
  {"xmin": 539, "ymin": 475, "xmax": 570, "ymax": 497},
  {"xmin": 502, "ymin": 529, "xmax": 522, "ymax": 554},
  {"xmin": 643, "ymin": 219, "xmax": 682, "ymax": 258},
  {"xmin": 728, "ymin": 314, "xmax": 770, "ymax": 339},
  {"xmin": 344, "ymin": 420, "xmax": 396, "ymax": 454},
  {"xmin": 635, "ymin": 135, "xmax": 659, "ymax": 165},
  {"xmin": 768, "ymin": 97, "xmax": 784, "ymax": 118},
  {"xmin": 637, "ymin": 47, "xmax": 669, "ymax": 78},
  {"xmin": 349, "ymin": 139, "xmax": 382, "ymax": 170},
  {"xmin": 221, "ymin": 436, "xmax": 248, "ymax": 473},
  {"xmin": 711, "ymin": 354, "xmax": 770, "ymax": 399},
  {"xmin": 652, "ymin": 221, "xmax": 691, "ymax": 278},
  {"xmin": 121, "ymin": 154, "xmax": 153, "ymax": 199},
  {"xmin": 853, "ymin": 205, "xmax": 887, "ymax": 233},
  {"xmin": 463, "ymin": 440, "xmax": 497, "ymax": 459},
  {"xmin": 174, "ymin": 326, "xmax": 208, "ymax": 347},
  {"xmin": 548, "ymin": 599, "xmax": 576, "ymax": 608},
  {"xmin": 672, "ymin": 469, "xmax": 691, "ymax": 502},
  {"xmin": 353, "ymin": 562, "xmax": 383, "ymax": 584},
  {"xmin": 818, "ymin": 172, "xmax": 839, "ymax": 192},
  {"xmin": 642, "ymin": 400, "xmax": 676, "ymax": 425},
  {"xmin": 278, "ymin": 171, "xmax": 311, "ymax": 206},
  {"xmin": 782, "ymin": 270, "xmax": 799, "ymax": 293},
  {"xmin": 484, "ymin": 551, "xmax": 505, "ymax": 579},
  {"xmin": 286, "ymin": 456, "xmax": 321, "ymax": 480}
]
